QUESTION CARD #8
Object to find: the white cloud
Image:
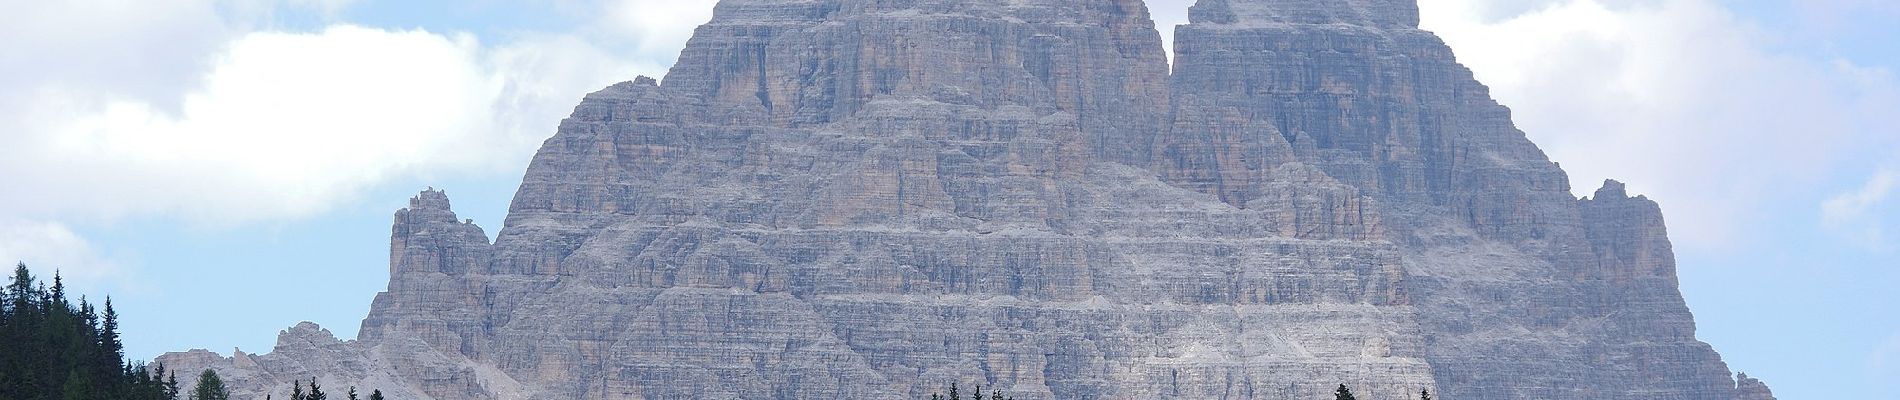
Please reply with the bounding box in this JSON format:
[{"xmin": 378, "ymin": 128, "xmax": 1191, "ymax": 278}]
[
  {"xmin": 0, "ymin": 220, "xmax": 132, "ymax": 292},
  {"xmin": 598, "ymin": 0, "xmax": 717, "ymax": 61},
  {"xmin": 1, "ymin": 13, "xmax": 657, "ymax": 227},
  {"xmin": 8, "ymin": 26, "xmax": 485, "ymax": 224},
  {"xmin": 1418, "ymin": 0, "xmax": 1900, "ymax": 249},
  {"xmin": 0, "ymin": 0, "xmax": 668, "ymax": 282},
  {"xmin": 1822, "ymin": 169, "xmax": 1897, "ymax": 249}
]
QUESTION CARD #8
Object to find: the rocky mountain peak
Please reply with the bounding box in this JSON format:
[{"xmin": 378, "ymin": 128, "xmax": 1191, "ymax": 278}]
[
  {"xmin": 158, "ymin": 0, "xmax": 1766, "ymax": 399},
  {"xmin": 1735, "ymin": 372, "xmax": 1778, "ymax": 400},
  {"xmin": 273, "ymin": 321, "xmax": 339, "ymax": 352},
  {"xmin": 407, "ymin": 187, "xmax": 452, "ymax": 210},
  {"xmin": 1594, "ymin": 179, "xmax": 1631, "ymax": 200}
]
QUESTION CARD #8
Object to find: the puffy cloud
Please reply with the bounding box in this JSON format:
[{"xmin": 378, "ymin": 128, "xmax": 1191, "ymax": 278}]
[
  {"xmin": 0, "ymin": 1, "xmax": 673, "ymax": 307},
  {"xmin": 1, "ymin": 13, "xmax": 654, "ymax": 227},
  {"xmin": 1417, "ymin": 0, "xmax": 1900, "ymax": 249},
  {"xmin": 0, "ymin": 220, "xmax": 132, "ymax": 292}
]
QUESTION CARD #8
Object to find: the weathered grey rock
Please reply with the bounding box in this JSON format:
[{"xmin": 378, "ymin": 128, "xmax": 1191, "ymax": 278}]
[
  {"xmin": 1734, "ymin": 372, "xmax": 1777, "ymax": 400},
  {"xmin": 156, "ymin": 0, "xmax": 1769, "ymax": 399}
]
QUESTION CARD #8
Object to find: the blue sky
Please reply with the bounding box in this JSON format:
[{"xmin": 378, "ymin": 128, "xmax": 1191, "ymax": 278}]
[{"xmin": 1, "ymin": 0, "xmax": 1895, "ymax": 398}]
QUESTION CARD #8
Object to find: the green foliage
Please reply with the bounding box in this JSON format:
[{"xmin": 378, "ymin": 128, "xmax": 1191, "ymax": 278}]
[
  {"xmin": 1335, "ymin": 384, "xmax": 1357, "ymax": 400},
  {"xmin": 0, "ymin": 262, "xmax": 175, "ymax": 400},
  {"xmin": 192, "ymin": 369, "xmax": 231, "ymax": 400}
]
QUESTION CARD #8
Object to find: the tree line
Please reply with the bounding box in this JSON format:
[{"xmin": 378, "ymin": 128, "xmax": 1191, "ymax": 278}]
[
  {"xmin": 3, "ymin": 262, "xmax": 386, "ymax": 400},
  {"xmin": 1, "ymin": 263, "xmax": 177, "ymax": 399}
]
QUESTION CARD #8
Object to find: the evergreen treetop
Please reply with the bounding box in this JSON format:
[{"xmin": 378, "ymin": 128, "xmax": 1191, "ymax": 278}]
[{"xmin": 192, "ymin": 369, "xmax": 231, "ymax": 400}]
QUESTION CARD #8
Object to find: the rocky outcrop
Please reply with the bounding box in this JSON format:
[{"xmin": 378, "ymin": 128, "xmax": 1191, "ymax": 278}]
[
  {"xmin": 157, "ymin": 0, "xmax": 1768, "ymax": 399},
  {"xmin": 1734, "ymin": 372, "xmax": 1778, "ymax": 400}
]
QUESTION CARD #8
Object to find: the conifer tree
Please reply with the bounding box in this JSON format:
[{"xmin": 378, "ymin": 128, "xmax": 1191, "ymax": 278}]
[
  {"xmin": 1421, "ymin": 388, "xmax": 1433, "ymax": 400},
  {"xmin": 948, "ymin": 382, "xmax": 959, "ymax": 400},
  {"xmin": 291, "ymin": 379, "xmax": 306, "ymax": 400},
  {"xmin": 192, "ymin": 369, "xmax": 231, "ymax": 400},
  {"xmin": 369, "ymin": 389, "xmax": 385, "ymax": 400},
  {"xmin": 166, "ymin": 367, "xmax": 181, "ymax": 399},
  {"xmin": 348, "ymin": 386, "xmax": 359, "ymax": 400},
  {"xmin": 1335, "ymin": 384, "xmax": 1357, "ymax": 400},
  {"xmin": 98, "ymin": 298, "xmax": 125, "ymax": 395},
  {"xmin": 307, "ymin": 378, "xmax": 328, "ymax": 400}
]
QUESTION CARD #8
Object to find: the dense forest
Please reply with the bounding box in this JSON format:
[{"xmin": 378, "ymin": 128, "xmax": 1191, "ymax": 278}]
[
  {"xmin": 1, "ymin": 262, "xmax": 179, "ymax": 399},
  {"xmin": 2, "ymin": 262, "xmax": 387, "ymax": 400}
]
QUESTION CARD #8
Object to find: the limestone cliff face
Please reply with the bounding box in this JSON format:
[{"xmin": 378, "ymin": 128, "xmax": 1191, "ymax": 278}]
[
  {"xmin": 157, "ymin": 0, "xmax": 1766, "ymax": 399},
  {"xmin": 1162, "ymin": 2, "xmax": 1752, "ymax": 398}
]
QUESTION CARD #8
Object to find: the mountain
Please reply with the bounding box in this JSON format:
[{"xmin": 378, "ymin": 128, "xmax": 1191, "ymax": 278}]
[{"xmin": 156, "ymin": 0, "xmax": 1775, "ymax": 399}]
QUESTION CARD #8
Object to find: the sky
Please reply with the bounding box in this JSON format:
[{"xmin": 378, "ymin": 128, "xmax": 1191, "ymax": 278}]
[{"xmin": 0, "ymin": 0, "xmax": 1895, "ymax": 398}]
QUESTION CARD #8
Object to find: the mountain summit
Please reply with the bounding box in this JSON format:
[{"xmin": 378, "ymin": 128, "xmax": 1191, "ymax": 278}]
[{"xmin": 159, "ymin": 0, "xmax": 1771, "ymax": 399}]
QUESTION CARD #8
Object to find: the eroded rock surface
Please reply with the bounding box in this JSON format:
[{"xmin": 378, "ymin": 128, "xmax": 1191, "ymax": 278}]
[{"xmin": 157, "ymin": 0, "xmax": 1768, "ymax": 399}]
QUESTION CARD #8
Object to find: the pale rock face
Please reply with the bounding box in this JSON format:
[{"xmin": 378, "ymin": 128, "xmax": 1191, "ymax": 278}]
[
  {"xmin": 1734, "ymin": 373, "xmax": 1778, "ymax": 400},
  {"xmin": 156, "ymin": 0, "xmax": 1768, "ymax": 399}
]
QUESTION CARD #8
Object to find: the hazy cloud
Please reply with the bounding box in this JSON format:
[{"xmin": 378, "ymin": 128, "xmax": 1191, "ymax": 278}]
[
  {"xmin": 0, "ymin": 4, "xmax": 657, "ymax": 227},
  {"xmin": 598, "ymin": 0, "xmax": 717, "ymax": 62},
  {"xmin": 0, "ymin": 0, "xmax": 665, "ymax": 286},
  {"xmin": 0, "ymin": 220, "xmax": 133, "ymax": 293},
  {"xmin": 1872, "ymin": 331, "xmax": 1900, "ymax": 394},
  {"xmin": 1822, "ymin": 169, "xmax": 1897, "ymax": 249},
  {"xmin": 1418, "ymin": 0, "xmax": 1900, "ymax": 249}
]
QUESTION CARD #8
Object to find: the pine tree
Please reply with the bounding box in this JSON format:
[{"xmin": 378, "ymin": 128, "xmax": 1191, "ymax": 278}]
[
  {"xmin": 192, "ymin": 369, "xmax": 230, "ymax": 400},
  {"xmin": 50, "ymin": 271, "xmax": 64, "ymax": 306},
  {"xmin": 1421, "ymin": 388, "xmax": 1433, "ymax": 400},
  {"xmin": 97, "ymin": 298, "xmax": 125, "ymax": 396},
  {"xmin": 1335, "ymin": 384, "xmax": 1357, "ymax": 400},
  {"xmin": 347, "ymin": 386, "xmax": 359, "ymax": 400},
  {"xmin": 165, "ymin": 367, "xmax": 181, "ymax": 400},
  {"xmin": 291, "ymin": 379, "xmax": 306, "ymax": 400},
  {"xmin": 307, "ymin": 378, "xmax": 328, "ymax": 400},
  {"xmin": 369, "ymin": 389, "xmax": 385, "ymax": 400},
  {"xmin": 948, "ymin": 382, "xmax": 960, "ymax": 400}
]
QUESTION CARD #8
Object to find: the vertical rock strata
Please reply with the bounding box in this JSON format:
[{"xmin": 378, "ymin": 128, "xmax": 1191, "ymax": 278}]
[
  {"xmin": 157, "ymin": 0, "xmax": 1767, "ymax": 399},
  {"xmin": 1164, "ymin": 1, "xmax": 1752, "ymax": 399}
]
